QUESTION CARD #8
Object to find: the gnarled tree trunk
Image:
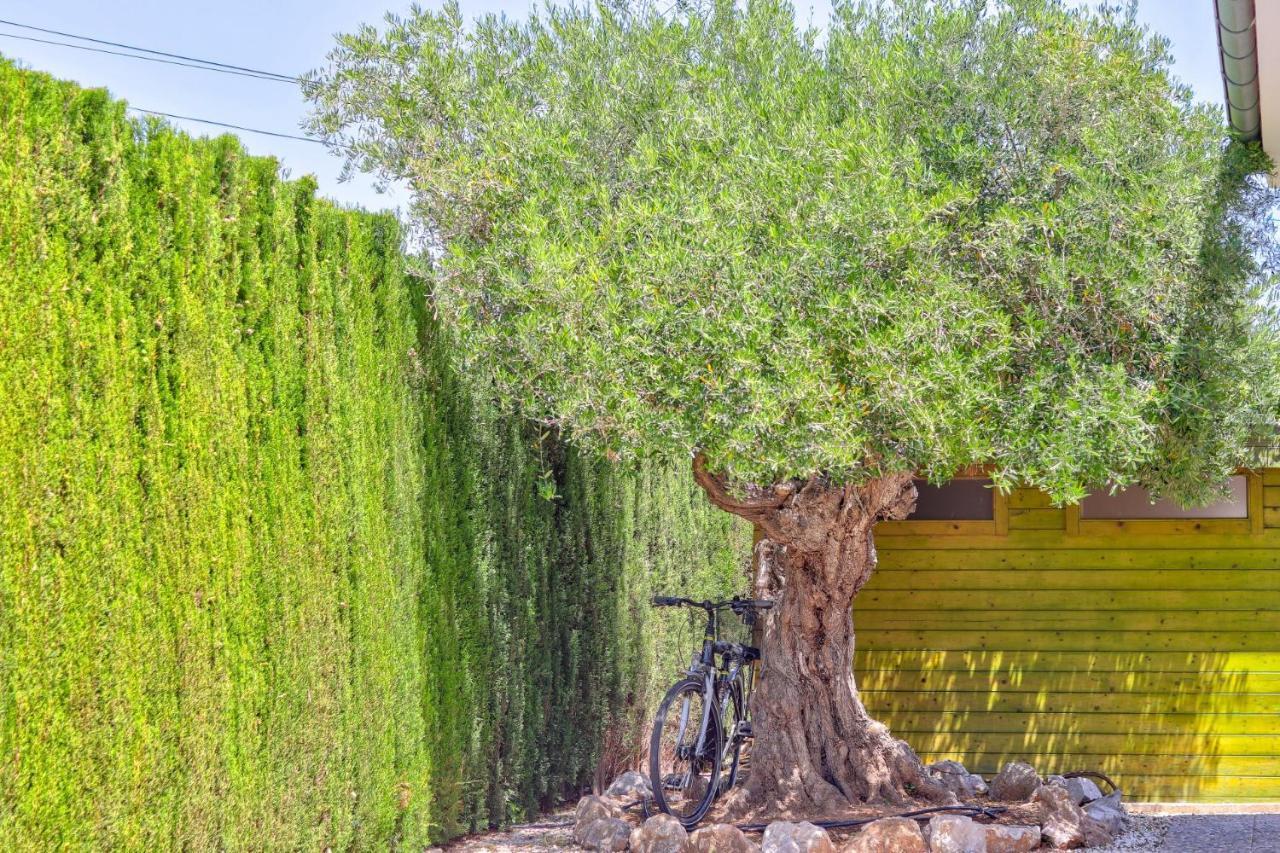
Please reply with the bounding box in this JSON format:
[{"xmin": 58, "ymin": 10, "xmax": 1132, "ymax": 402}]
[{"xmin": 693, "ymin": 457, "xmax": 952, "ymax": 817}]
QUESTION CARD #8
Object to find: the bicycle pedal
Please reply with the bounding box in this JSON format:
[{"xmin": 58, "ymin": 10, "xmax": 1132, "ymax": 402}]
[{"xmin": 738, "ymin": 721, "xmax": 753, "ymax": 738}]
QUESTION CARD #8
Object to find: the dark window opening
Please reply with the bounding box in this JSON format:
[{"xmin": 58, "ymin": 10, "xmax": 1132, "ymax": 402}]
[
  {"xmin": 1080, "ymin": 476, "xmax": 1248, "ymax": 519},
  {"xmin": 907, "ymin": 479, "xmax": 994, "ymax": 521}
]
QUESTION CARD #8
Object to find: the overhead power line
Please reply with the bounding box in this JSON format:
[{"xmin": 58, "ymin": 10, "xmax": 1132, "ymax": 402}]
[
  {"xmin": 0, "ymin": 18, "xmax": 346, "ymax": 151},
  {"xmin": 127, "ymin": 107, "xmax": 330, "ymax": 145},
  {"xmin": 0, "ymin": 31, "xmax": 296, "ymax": 82},
  {"xmin": 0, "ymin": 17, "xmax": 299, "ymax": 82}
]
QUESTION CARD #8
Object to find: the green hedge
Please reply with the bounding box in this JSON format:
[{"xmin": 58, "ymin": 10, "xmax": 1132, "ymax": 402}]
[{"xmin": 0, "ymin": 60, "xmax": 749, "ymax": 849}]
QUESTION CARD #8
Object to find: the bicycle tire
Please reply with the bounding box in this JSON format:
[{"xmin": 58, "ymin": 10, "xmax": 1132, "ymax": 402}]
[
  {"xmin": 649, "ymin": 677, "xmax": 723, "ymax": 827},
  {"xmin": 720, "ymin": 681, "xmax": 746, "ymax": 793}
]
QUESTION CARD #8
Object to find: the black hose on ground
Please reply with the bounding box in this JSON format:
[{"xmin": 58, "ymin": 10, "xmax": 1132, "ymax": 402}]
[
  {"xmin": 626, "ymin": 797, "xmax": 1008, "ymax": 834},
  {"xmin": 733, "ymin": 804, "xmax": 1009, "ymax": 834}
]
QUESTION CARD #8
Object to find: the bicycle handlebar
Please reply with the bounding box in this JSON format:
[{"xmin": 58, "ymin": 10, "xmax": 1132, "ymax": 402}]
[{"xmin": 733, "ymin": 598, "xmax": 775, "ymax": 611}]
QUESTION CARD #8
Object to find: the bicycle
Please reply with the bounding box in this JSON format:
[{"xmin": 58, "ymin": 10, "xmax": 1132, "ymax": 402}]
[{"xmin": 647, "ymin": 594, "xmax": 774, "ymax": 827}]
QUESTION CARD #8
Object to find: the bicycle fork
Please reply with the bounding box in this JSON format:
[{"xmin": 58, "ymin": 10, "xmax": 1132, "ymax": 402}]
[{"xmin": 675, "ymin": 669, "xmax": 718, "ymax": 766}]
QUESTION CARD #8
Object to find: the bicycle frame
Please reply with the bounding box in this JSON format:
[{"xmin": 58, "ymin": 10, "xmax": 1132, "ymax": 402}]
[
  {"xmin": 685, "ymin": 605, "xmax": 753, "ymax": 767},
  {"xmin": 684, "ymin": 606, "xmax": 721, "ymax": 763},
  {"xmin": 695, "ymin": 602, "xmax": 720, "ymax": 669}
]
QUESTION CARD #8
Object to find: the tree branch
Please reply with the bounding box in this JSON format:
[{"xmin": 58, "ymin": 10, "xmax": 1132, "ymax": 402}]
[{"xmin": 691, "ymin": 453, "xmax": 792, "ymax": 524}]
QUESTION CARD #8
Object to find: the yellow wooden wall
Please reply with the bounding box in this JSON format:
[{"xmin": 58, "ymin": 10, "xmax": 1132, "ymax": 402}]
[{"xmin": 856, "ymin": 472, "xmax": 1280, "ymax": 802}]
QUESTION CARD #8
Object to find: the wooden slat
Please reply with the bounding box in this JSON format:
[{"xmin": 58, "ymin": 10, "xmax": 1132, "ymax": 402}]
[
  {"xmin": 1077, "ymin": 519, "xmax": 1251, "ymax": 536},
  {"xmin": 993, "ymin": 489, "xmax": 1009, "ymax": 537},
  {"xmin": 1008, "ymin": 508, "xmax": 1064, "ymax": 530},
  {"xmin": 869, "ymin": 568, "xmax": 1280, "ymax": 589},
  {"xmin": 858, "ymin": 669, "xmax": 1280, "ymax": 695},
  {"xmin": 897, "ymin": 730, "xmax": 1280, "ymax": 757},
  {"xmin": 858, "ymin": 590, "xmax": 1280, "ymax": 609},
  {"xmin": 862, "ymin": 689, "xmax": 1280, "ymax": 714},
  {"xmin": 854, "ymin": 649, "xmax": 1280, "ymax": 673},
  {"xmin": 877, "ymin": 548, "xmax": 1280, "ymax": 570},
  {"xmin": 1008, "ymin": 490, "xmax": 1055, "ymax": 509},
  {"xmin": 877, "ymin": 519, "xmax": 996, "ymax": 536},
  {"xmin": 1251, "ymin": 474, "xmax": 1265, "ymax": 535},
  {"xmin": 856, "ymin": 609, "xmax": 1280, "ymax": 632},
  {"xmin": 858, "ymin": 629, "xmax": 1280, "ymax": 652},
  {"xmin": 877, "ymin": 710, "xmax": 1280, "ymax": 736},
  {"xmin": 874, "ymin": 529, "xmax": 1280, "ymax": 549},
  {"xmin": 1065, "ymin": 504, "xmax": 1080, "ymax": 536}
]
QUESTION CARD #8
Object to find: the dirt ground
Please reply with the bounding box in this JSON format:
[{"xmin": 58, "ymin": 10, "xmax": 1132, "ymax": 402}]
[{"xmin": 435, "ymin": 804, "xmax": 1280, "ymax": 852}]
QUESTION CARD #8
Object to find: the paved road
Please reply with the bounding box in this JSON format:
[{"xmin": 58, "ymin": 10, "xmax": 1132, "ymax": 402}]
[{"xmin": 1155, "ymin": 814, "xmax": 1280, "ymax": 852}]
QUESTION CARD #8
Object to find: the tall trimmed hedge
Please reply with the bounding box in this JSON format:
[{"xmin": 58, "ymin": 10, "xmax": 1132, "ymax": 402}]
[{"xmin": 0, "ymin": 60, "xmax": 749, "ymax": 849}]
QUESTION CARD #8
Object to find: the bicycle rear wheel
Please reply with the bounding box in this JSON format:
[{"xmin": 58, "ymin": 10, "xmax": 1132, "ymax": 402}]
[
  {"xmin": 649, "ymin": 677, "xmax": 722, "ymax": 827},
  {"xmin": 719, "ymin": 682, "xmax": 746, "ymax": 793}
]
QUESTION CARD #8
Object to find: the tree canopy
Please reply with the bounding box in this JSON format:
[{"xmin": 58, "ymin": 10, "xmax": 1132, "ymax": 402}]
[{"xmin": 306, "ymin": 0, "xmax": 1280, "ymax": 503}]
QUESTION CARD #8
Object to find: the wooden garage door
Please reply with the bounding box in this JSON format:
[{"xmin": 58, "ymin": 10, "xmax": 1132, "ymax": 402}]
[{"xmin": 856, "ymin": 476, "xmax": 1280, "ymax": 802}]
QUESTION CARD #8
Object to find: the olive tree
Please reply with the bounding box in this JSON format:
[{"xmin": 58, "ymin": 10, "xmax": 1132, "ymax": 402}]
[{"xmin": 306, "ymin": 0, "xmax": 1279, "ymax": 814}]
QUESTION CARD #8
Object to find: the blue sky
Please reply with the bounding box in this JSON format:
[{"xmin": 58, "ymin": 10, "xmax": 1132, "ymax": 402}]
[{"xmin": 0, "ymin": 1, "xmax": 1226, "ymax": 215}]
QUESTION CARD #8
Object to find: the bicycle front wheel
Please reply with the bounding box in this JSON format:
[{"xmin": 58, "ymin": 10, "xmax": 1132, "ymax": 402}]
[{"xmin": 649, "ymin": 677, "xmax": 722, "ymax": 827}]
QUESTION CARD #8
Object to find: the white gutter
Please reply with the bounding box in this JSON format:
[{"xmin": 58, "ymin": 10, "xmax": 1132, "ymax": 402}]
[{"xmin": 1215, "ymin": 0, "xmax": 1261, "ymax": 141}]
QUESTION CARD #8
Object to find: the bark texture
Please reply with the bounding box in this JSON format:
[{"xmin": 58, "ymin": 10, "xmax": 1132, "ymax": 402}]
[{"xmin": 692, "ymin": 457, "xmax": 952, "ymax": 816}]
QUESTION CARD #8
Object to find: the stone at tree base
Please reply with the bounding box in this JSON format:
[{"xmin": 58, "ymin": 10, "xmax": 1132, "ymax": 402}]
[
  {"xmin": 999, "ymin": 801, "xmax": 1049, "ymax": 828},
  {"xmin": 1083, "ymin": 791, "xmax": 1125, "ymax": 835},
  {"xmin": 577, "ymin": 795, "xmax": 624, "ymax": 826},
  {"xmin": 989, "ymin": 762, "xmax": 1042, "ymax": 802},
  {"xmin": 1034, "ymin": 784, "xmax": 1114, "ymax": 849},
  {"xmin": 839, "ymin": 817, "xmax": 928, "ymax": 853},
  {"xmin": 631, "ymin": 813, "xmax": 693, "ymax": 853},
  {"xmin": 1081, "ymin": 819, "xmax": 1112, "ymax": 849},
  {"xmin": 690, "ymin": 823, "xmax": 760, "ymax": 853},
  {"xmin": 684, "ymin": 775, "xmax": 710, "ymax": 808},
  {"xmin": 575, "ymin": 817, "xmax": 633, "ymax": 851},
  {"xmin": 760, "ymin": 821, "xmax": 836, "ymax": 853},
  {"xmin": 1063, "ymin": 777, "xmax": 1103, "ymax": 806},
  {"xmin": 926, "ymin": 814, "xmax": 988, "ymax": 853},
  {"xmin": 608, "ymin": 770, "xmax": 655, "ymax": 802},
  {"xmin": 983, "ymin": 824, "xmax": 1041, "ymax": 853},
  {"xmin": 928, "ymin": 760, "xmax": 990, "ymax": 799}
]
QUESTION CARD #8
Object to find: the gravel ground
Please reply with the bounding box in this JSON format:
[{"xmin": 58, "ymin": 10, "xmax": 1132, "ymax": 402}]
[
  {"xmin": 1086, "ymin": 815, "xmax": 1170, "ymax": 852},
  {"xmin": 438, "ymin": 811, "xmax": 578, "ymax": 852}
]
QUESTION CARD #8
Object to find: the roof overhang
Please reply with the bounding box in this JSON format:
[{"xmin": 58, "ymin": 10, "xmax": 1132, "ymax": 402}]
[{"xmin": 1216, "ymin": 0, "xmax": 1280, "ymax": 184}]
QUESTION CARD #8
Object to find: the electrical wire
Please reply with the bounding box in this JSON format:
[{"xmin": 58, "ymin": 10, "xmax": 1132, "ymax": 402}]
[
  {"xmin": 0, "ymin": 17, "xmax": 298, "ymax": 82},
  {"xmin": 0, "ymin": 21, "xmax": 344, "ymax": 149},
  {"xmin": 127, "ymin": 107, "xmax": 331, "ymax": 146},
  {"xmin": 0, "ymin": 31, "xmax": 295, "ymax": 83}
]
